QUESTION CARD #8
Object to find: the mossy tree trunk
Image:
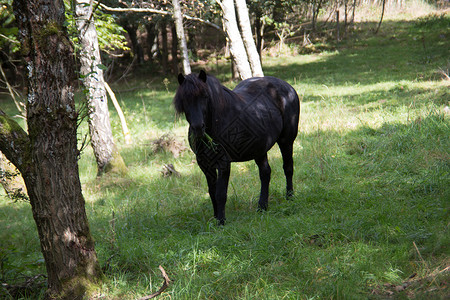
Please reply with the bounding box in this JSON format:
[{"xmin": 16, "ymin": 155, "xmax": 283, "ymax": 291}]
[
  {"xmin": 0, "ymin": 0, "xmax": 103, "ymax": 298},
  {"xmin": 75, "ymin": 0, "xmax": 127, "ymax": 176}
]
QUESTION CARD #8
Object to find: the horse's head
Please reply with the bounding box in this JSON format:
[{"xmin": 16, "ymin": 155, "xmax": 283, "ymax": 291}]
[{"xmin": 174, "ymin": 70, "xmax": 209, "ymax": 139}]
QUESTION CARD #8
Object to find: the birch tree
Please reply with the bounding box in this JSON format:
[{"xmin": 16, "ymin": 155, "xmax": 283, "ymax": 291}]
[
  {"xmin": 235, "ymin": 0, "xmax": 264, "ymax": 77},
  {"xmin": 172, "ymin": 0, "xmax": 191, "ymax": 74},
  {"xmin": 217, "ymin": 0, "xmax": 253, "ymax": 79},
  {"xmin": 75, "ymin": 0, "xmax": 127, "ymax": 176}
]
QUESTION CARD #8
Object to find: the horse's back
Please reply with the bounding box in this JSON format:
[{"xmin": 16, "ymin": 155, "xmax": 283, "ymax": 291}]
[
  {"xmin": 234, "ymin": 76, "xmax": 299, "ymax": 114},
  {"xmin": 211, "ymin": 76, "xmax": 299, "ymax": 161},
  {"xmin": 234, "ymin": 76, "xmax": 300, "ymax": 140}
]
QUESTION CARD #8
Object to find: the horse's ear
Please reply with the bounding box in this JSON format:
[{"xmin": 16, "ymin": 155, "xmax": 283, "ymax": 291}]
[
  {"xmin": 178, "ymin": 73, "xmax": 185, "ymax": 85},
  {"xmin": 199, "ymin": 70, "xmax": 207, "ymax": 82}
]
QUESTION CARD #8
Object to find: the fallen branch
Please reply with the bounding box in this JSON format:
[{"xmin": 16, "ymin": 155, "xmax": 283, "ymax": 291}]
[
  {"xmin": 138, "ymin": 265, "xmax": 171, "ymax": 300},
  {"xmin": 1, "ymin": 274, "xmax": 47, "ymax": 298},
  {"xmin": 161, "ymin": 163, "xmax": 181, "ymax": 177},
  {"xmin": 105, "ymin": 82, "xmax": 132, "ymax": 145},
  {"xmin": 437, "ymin": 68, "xmax": 450, "ymax": 81},
  {"xmin": 413, "ymin": 241, "xmax": 428, "ymax": 271}
]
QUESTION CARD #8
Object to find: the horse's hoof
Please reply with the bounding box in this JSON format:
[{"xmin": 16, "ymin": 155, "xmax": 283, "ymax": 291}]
[
  {"xmin": 257, "ymin": 205, "xmax": 268, "ymax": 212},
  {"xmin": 286, "ymin": 190, "xmax": 294, "ymax": 200}
]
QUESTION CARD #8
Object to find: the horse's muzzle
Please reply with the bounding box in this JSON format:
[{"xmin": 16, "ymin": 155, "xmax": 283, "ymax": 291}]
[{"xmin": 190, "ymin": 123, "xmax": 205, "ymax": 139}]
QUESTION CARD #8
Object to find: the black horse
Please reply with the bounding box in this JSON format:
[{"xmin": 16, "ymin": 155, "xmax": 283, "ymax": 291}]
[{"xmin": 174, "ymin": 70, "xmax": 300, "ymax": 225}]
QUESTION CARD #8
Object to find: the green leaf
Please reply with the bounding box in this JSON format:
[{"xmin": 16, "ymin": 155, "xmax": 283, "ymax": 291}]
[{"xmin": 96, "ymin": 64, "xmax": 108, "ymax": 71}]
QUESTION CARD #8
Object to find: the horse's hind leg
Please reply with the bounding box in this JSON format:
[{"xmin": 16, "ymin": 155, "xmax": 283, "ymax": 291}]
[
  {"xmin": 278, "ymin": 141, "xmax": 294, "ymax": 199},
  {"xmin": 255, "ymin": 153, "xmax": 271, "ymax": 211}
]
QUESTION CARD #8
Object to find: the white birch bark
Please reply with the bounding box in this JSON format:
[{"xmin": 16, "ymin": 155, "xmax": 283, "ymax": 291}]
[
  {"xmin": 172, "ymin": 0, "xmax": 191, "ymax": 74},
  {"xmin": 75, "ymin": 0, "xmax": 127, "ymax": 175},
  {"xmin": 218, "ymin": 0, "xmax": 252, "ymax": 80},
  {"xmin": 235, "ymin": 0, "xmax": 264, "ymax": 77}
]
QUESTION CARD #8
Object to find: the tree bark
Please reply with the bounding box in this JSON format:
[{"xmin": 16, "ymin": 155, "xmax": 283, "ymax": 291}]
[
  {"xmin": 254, "ymin": 7, "xmax": 264, "ymax": 57},
  {"xmin": 351, "ymin": 0, "xmax": 357, "ymax": 26},
  {"xmin": 5, "ymin": 0, "xmax": 103, "ymax": 297},
  {"xmin": 171, "ymin": 24, "xmax": 179, "ymax": 74},
  {"xmin": 146, "ymin": 23, "xmax": 157, "ymax": 63},
  {"xmin": 75, "ymin": 0, "xmax": 127, "ymax": 176},
  {"xmin": 160, "ymin": 21, "xmax": 169, "ymax": 74},
  {"xmin": 218, "ymin": 0, "xmax": 252, "ymax": 80},
  {"xmin": 124, "ymin": 24, "xmax": 144, "ymax": 64},
  {"xmin": 235, "ymin": 0, "xmax": 263, "ymax": 77},
  {"xmin": 172, "ymin": 0, "xmax": 191, "ymax": 75}
]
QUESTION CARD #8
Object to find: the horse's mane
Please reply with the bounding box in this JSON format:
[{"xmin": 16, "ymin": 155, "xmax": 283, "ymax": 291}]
[{"xmin": 173, "ymin": 72, "xmax": 234, "ymax": 114}]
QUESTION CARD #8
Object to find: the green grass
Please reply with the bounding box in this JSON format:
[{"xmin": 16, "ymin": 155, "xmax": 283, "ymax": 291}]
[{"xmin": 1, "ymin": 13, "xmax": 449, "ymax": 299}]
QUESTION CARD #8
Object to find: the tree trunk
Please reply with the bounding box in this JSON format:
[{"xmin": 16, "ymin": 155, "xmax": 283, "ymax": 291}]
[
  {"xmin": 344, "ymin": 0, "xmax": 348, "ymax": 37},
  {"xmin": 146, "ymin": 23, "xmax": 157, "ymax": 63},
  {"xmin": 312, "ymin": 1, "xmax": 317, "ymax": 33},
  {"xmin": 336, "ymin": 10, "xmax": 340, "ymax": 41},
  {"xmin": 171, "ymin": 24, "xmax": 179, "ymax": 74},
  {"xmin": 161, "ymin": 22, "xmax": 169, "ymax": 74},
  {"xmin": 75, "ymin": 0, "xmax": 127, "ymax": 176},
  {"xmin": 124, "ymin": 24, "xmax": 144, "ymax": 64},
  {"xmin": 172, "ymin": 0, "xmax": 191, "ymax": 75},
  {"xmin": 311, "ymin": 0, "xmax": 323, "ymax": 34},
  {"xmin": 4, "ymin": 0, "xmax": 103, "ymax": 297},
  {"xmin": 218, "ymin": 0, "xmax": 252, "ymax": 80},
  {"xmin": 254, "ymin": 8, "xmax": 263, "ymax": 57},
  {"xmin": 351, "ymin": 0, "xmax": 357, "ymax": 26},
  {"xmin": 145, "ymin": 23, "xmax": 156, "ymax": 62},
  {"xmin": 375, "ymin": 0, "xmax": 386, "ymax": 34},
  {"xmin": 235, "ymin": 0, "xmax": 263, "ymax": 77}
]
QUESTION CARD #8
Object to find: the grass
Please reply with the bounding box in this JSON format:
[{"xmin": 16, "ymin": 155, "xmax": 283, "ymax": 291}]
[{"xmin": 1, "ymin": 12, "xmax": 449, "ymax": 299}]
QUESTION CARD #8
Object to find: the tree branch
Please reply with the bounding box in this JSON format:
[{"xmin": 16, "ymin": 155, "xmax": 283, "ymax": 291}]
[
  {"xmin": 0, "ymin": 33, "xmax": 20, "ymax": 44},
  {"xmin": 0, "ymin": 110, "xmax": 30, "ymax": 174},
  {"xmin": 96, "ymin": 1, "xmax": 171, "ymax": 14},
  {"xmin": 104, "ymin": 82, "xmax": 132, "ymax": 144},
  {"xmin": 137, "ymin": 265, "xmax": 171, "ymax": 300},
  {"xmin": 0, "ymin": 64, "xmax": 24, "ymax": 114},
  {"xmin": 96, "ymin": 2, "xmax": 223, "ymax": 32}
]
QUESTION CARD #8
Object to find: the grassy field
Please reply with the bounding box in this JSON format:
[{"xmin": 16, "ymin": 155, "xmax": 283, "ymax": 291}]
[{"xmin": 1, "ymin": 12, "xmax": 449, "ymax": 299}]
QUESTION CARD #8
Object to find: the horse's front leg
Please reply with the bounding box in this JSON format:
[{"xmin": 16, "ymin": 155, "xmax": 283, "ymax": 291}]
[
  {"xmin": 205, "ymin": 173, "xmax": 218, "ymax": 218},
  {"xmin": 255, "ymin": 153, "xmax": 271, "ymax": 211},
  {"xmin": 198, "ymin": 160, "xmax": 218, "ymax": 219},
  {"xmin": 215, "ymin": 162, "xmax": 230, "ymax": 225}
]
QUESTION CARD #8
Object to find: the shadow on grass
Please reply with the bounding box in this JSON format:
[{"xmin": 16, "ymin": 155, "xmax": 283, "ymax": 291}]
[
  {"xmin": 1, "ymin": 107, "xmax": 448, "ymax": 299},
  {"xmin": 78, "ymin": 110, "xmax": 447, "ymax": 298}
]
